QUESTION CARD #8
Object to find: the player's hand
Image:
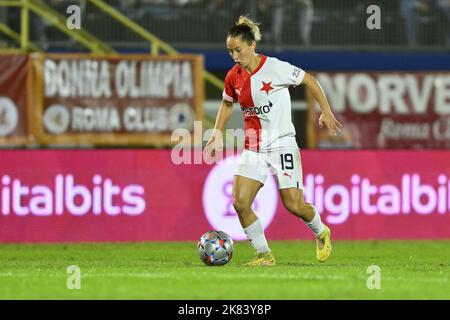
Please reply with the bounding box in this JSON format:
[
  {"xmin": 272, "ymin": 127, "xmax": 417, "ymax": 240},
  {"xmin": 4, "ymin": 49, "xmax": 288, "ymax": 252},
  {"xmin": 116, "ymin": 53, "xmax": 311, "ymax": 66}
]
[
  {"xmin": 203, "ymin": 130, "xmax": 223, "ymax": 160},
  {"xmin": 319, "ymin": 111, "xmax": 343, "ymax": 136}
]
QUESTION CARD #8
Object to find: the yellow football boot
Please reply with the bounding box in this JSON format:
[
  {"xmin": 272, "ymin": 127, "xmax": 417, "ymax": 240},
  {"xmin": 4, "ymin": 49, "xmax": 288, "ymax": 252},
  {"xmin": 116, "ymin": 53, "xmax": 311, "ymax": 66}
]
[
  {"xmin": 316, "ymin": 225, "xmax": 332, "ymax": 262},
  {"xmin": 244, "ymin": 251, "xmax": 276, "ymax": 266}
]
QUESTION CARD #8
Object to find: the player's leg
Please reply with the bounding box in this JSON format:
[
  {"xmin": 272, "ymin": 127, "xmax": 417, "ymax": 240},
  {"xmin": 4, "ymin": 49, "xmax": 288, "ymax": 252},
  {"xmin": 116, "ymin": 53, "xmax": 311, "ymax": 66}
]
[
  {"xmin": 232, "ymin": 174, "xmax": 262, "ymax": 229},
  {"xmin": 279, "ymin": 187, "xmax": 331, "ymax": 262},
  {"xmin": 234, "ymin": 151, "xmax": 275, "ymax": 266},
  {"xmin": 274, "ymin": 149, "xmax": 332, "ymax": 262}
]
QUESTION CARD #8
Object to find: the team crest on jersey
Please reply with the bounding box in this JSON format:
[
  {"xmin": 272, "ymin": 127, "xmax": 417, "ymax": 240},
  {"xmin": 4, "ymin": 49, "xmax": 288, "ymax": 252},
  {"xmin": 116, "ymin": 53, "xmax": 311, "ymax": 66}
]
[
  {"xmin": 235, "ymin": 88, "xmax": 241, "ymax": 96},
  {"xmin": 260, "ymin": 81, "xmax": 273, "ymax": 95}
]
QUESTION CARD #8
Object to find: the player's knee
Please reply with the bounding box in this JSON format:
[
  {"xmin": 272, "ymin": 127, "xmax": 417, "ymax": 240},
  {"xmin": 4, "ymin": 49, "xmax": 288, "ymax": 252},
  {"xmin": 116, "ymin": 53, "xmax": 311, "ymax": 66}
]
[{"xmin": 232, "ymin": 197, "xmax": 251, "ymax": 215}]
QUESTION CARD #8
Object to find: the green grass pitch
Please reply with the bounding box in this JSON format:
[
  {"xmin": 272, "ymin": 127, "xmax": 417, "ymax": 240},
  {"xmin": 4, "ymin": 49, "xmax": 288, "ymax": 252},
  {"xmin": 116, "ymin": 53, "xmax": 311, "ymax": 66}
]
[{"xmin": 0, "ymin": 240, "xmax": 449, "ymax": 299}]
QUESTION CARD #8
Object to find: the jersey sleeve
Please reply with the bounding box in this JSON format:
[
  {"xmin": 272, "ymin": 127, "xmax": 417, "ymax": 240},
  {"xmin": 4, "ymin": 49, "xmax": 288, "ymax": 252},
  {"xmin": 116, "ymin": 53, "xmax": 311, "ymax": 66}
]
[
  {"xmin": 222, "ymin": 70, "xmax": 238, "ymax": 103},
  {"xmin": 275, "ymin": 59, "xmax": 306, "ymax": 87}
]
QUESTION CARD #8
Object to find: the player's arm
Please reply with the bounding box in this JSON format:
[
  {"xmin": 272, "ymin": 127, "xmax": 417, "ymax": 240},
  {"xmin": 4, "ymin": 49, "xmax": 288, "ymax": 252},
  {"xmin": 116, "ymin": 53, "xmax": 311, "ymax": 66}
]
[
  {"xmin": 211, "ymin": 99, "xmax": 234, "ymax": 135},
  {"xmin": 302, "ymin": 72, "xmax": 343, "ymax": 136},
  {"xmin": 204, "ymin": 99, "xmax": 233, "ymax": 156}
]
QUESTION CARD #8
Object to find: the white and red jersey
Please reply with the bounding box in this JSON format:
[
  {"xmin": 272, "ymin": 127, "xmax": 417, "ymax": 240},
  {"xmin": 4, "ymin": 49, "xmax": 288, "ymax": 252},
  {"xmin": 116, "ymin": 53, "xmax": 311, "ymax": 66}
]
[{"xmin": 222, "ymin": 55, "xmax": 305, "ymax": 152}]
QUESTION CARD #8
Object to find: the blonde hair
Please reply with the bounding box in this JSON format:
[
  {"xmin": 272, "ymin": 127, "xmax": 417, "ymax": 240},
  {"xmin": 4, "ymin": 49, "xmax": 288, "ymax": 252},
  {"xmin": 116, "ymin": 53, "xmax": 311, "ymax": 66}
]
[{"xmin": 235, "ymin": 15, "xmax": 262, "ymax": 42}]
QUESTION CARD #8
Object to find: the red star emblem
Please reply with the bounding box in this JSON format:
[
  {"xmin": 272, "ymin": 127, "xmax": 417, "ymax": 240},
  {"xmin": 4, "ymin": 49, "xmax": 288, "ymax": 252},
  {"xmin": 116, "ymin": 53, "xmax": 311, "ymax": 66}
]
[{"xmin": 260, "ymin": 81, "xmax": 273, "ymax": 95}]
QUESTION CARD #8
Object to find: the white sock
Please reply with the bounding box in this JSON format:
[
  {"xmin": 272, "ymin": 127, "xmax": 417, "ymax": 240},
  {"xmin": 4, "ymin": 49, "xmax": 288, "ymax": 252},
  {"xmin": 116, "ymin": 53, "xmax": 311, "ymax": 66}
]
[
  {"xmin": 243, "ymin": 219, "xmax": 270, "ymax": 254},
  {"xmin": 305, "ymin": 206, "xmax": 325, "ymax": 237}
]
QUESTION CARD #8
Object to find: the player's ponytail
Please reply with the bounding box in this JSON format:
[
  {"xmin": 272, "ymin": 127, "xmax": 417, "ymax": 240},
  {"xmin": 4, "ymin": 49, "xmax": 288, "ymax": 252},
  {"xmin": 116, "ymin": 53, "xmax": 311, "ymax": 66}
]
[{"xmin": 228, "ymin": 15, "xmax": 262, "ymax": 43}]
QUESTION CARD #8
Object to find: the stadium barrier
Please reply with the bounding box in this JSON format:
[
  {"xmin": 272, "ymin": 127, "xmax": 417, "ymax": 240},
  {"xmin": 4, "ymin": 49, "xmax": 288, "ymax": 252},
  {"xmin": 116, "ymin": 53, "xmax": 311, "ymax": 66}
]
[
  {"xmin": 0, "ymin": 52, "xmax": 204, "ymax": 147},
  {"xmin": 0, "ymin": 149, "xmax": 448, "ymax": 243},
  {"xmin": 0, "ymin": 53, "xmax": 31, "ymax": 146}
]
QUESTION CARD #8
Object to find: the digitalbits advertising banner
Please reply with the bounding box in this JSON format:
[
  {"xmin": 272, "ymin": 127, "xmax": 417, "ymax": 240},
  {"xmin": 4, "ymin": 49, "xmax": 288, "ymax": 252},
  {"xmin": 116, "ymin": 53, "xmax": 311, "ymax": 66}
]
[{"xmin": 0, "ymin": 150, "xmax": 449, "ymax": 242}]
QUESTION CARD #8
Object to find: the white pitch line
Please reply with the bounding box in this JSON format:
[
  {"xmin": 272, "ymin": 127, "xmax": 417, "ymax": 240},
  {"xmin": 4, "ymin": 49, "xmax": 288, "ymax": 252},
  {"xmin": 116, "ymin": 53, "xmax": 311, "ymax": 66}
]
[{"xmin": 0, "ymin": 272, "xmax": 448, "ymax": 284}]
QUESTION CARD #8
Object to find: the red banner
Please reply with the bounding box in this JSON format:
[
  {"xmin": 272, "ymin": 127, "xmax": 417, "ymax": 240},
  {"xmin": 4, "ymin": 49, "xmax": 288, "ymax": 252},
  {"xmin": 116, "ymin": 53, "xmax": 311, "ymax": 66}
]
[
  {"xmin": 0, "ymin": 150, "xmax": 449, "ymax": 242},
  {"xmin": 308, "ymin": 72, "xmax": 450, "ymax": 149},
  {"xmin": 29, "ymin": 53, "xmax": 204, "ymax": 146},
  {"xmin": 0, "ymin": 54, "xmax": 31, "ymax": 146}
]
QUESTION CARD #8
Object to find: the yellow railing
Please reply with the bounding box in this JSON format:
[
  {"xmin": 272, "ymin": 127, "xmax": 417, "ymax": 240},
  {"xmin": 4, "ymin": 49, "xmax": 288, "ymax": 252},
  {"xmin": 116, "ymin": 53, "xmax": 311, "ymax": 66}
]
[
  {"xmin": 0, "ymin": 0, "xmax": 224, "ymax": 92},
  {"xmin": 0, "ymin": 0, "xmax": 224, "ymax": 131},
  {"xmin": 85, "ymin": 0, "xmax": 223, "ymax": 130},
  {"xmin": 87, "ymin": 0, "xmax": 224, "ymax": 92},
  {"xmin": 0, "ymin": 22, "xmax": 40, "ymax": 51},
  {"xmin": 0, "ymin": 1, "xmax": 26, "ymax": 49},
  {"xmin": 31, "ymin": 0, "xmax": 115, "ymax": 54},
  {"xmin": 0, "ymin": 0, "xmax": 115, "ymax": 53}
]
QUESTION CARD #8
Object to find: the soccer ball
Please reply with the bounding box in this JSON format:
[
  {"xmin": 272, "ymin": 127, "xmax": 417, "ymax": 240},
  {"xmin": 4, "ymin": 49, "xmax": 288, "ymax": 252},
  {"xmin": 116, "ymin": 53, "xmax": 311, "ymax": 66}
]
[{"xmin": 197, "ymin": 230, "xmax": 234, "ymax": 266}]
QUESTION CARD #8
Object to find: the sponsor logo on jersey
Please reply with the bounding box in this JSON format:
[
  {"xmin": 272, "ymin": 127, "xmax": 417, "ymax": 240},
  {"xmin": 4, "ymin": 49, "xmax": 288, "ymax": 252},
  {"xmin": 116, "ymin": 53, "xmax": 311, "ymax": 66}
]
[{"xmin": 241, "ymin": 101, "xmax": 273, "ymax": 117}]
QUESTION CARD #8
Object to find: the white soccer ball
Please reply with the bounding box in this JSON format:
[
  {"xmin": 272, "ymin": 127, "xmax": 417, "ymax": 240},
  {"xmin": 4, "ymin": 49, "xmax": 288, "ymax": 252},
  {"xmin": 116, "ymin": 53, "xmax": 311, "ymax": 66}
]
[{"xmin": 197, "ymin": 230, "xmax": 234, "ymax": 266}]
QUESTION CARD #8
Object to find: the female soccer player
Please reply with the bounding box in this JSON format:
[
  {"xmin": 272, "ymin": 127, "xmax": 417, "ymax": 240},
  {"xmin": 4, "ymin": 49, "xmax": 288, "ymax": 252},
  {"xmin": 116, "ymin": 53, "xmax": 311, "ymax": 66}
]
[{"xmin": 204, "ymin": 16, "xmax": 343, "ymax": 266}]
